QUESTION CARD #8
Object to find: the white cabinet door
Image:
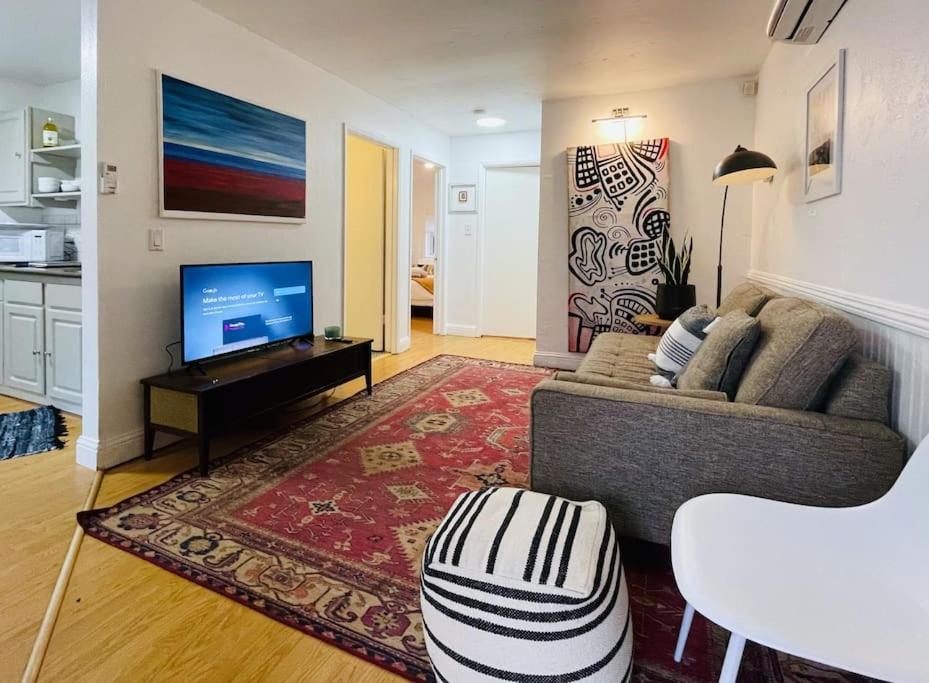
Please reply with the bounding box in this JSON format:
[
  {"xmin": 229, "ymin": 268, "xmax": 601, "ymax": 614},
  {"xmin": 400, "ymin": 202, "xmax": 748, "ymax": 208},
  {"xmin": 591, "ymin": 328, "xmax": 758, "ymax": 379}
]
[
  {"xmin": 0, "ymin": 109, "xmax": 28, "ymax": 206},
  {"xmin": 44, "ymin": 307, "xmax": 82, "ymax": 408},
  {"xmin": 4, "ymin": 302, "xmax": 45, "ymax": 396}
]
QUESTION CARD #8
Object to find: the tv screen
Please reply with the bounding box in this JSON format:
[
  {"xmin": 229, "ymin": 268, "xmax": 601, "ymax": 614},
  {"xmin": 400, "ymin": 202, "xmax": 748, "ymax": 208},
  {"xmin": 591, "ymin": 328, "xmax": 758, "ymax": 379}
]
[{"xmin": 181, "ymin": 261, "xmax": 313, "ymax": 364}]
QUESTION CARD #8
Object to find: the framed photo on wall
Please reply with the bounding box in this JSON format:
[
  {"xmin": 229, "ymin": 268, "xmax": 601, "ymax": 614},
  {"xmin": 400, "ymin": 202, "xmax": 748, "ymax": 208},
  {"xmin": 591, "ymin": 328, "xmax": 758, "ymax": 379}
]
[
  {"xmin": 449, "ymin": 184, "xmax": 476, "ymax": 213},
  {"xmin": 804, "ymin": 49, "xmax": 846, "ymax": 203},
  {"xmin": 157, "ymin": 71, "xmax": 307, "ymax": 222}
]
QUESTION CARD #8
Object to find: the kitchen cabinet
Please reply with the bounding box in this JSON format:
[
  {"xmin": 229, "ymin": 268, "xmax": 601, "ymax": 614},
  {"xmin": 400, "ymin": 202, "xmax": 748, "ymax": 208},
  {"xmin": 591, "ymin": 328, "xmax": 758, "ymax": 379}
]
[
  {"xmin": 1, "ymin": 277, "xmax": 82, "ymax": 414},
  {"xmin": 0, "ymin": 107, "xmax": 78, "ymax": 207},
  {"xmin": 0, "ymin": 109, "xmax": 28, "ymax": 205}
]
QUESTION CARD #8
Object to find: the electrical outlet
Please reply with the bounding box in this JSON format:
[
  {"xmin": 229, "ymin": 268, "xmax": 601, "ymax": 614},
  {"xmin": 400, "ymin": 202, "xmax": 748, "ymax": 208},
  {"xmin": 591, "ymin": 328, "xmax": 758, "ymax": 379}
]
[{"xmin": 149, "ymin": 228, "xmax": 164, "ymax": 251}]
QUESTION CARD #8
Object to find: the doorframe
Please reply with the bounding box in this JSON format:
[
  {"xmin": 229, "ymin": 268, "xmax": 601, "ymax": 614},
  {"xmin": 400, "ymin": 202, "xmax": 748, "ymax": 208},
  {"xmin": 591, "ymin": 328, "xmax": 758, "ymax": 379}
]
[
  {"xmin": 477, "ymin": 161, "xmax": 541, "ymax": 338},
  {"xmin": 342, "ymin": 124, "xmax": 400, "ymax": 353},
  {"xmin": 409, "ymin": 152, "xmax": 446, "ymax": 338}
]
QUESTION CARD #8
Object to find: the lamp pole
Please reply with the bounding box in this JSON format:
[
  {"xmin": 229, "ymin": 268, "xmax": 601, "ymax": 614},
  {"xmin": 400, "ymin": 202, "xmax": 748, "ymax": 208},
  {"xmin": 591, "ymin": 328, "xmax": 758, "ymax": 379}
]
[{"xmin": 717, "ymin": 184, "xmax": 729, "ymax": 309}]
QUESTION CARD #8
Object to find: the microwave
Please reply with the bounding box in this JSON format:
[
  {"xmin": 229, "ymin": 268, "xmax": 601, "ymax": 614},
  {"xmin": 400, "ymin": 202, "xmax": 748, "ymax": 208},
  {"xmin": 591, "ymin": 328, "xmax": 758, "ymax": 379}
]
[{"xmin": 0, "ymin": 228, "xmax": 65, "ymax": 263}]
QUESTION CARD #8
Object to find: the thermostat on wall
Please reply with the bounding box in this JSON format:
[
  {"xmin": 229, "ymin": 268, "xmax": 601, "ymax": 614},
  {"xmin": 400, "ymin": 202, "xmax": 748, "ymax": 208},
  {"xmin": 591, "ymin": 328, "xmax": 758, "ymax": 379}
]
[{"xmin": 99, "ymin": 161, "xmax": 118, "ymax": 194}]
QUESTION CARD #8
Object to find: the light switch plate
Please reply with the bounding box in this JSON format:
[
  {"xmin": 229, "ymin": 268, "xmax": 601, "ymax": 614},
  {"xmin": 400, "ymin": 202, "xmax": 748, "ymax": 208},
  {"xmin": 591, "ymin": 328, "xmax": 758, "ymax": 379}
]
[
  {"xmin": 464, "ymin": 223, "xmax": 473, "ymax": 236},
  {"xmin": 149, "ymin": 228, "xmax": 164, "ymax": 251}
]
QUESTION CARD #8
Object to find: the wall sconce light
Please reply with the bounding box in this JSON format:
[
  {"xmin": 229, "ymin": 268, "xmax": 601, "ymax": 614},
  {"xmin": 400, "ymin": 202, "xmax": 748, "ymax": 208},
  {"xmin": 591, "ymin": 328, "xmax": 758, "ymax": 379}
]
[{"xmin": 592, "ymin": 107, "xmax": 648, "ymax": 142}]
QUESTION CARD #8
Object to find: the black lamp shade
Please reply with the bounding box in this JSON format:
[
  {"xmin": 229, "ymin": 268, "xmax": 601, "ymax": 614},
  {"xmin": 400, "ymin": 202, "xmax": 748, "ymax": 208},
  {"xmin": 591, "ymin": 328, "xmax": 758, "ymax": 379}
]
[{"xmin": 712, "ymin": 145, "xmax": 777, "ymax": 186}]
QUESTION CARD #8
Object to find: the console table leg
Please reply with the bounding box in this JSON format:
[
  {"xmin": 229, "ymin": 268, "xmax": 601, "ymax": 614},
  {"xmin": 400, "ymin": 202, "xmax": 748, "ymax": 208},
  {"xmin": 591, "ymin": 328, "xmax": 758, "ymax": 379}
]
[
  {"xmin": 365, "ymin": 357, "xmax": 373, "ymax": 396},
  {"xmin": 143, "ymin": 386, "xmax": 154, "ymax": 460},
  {"xmin": 198, "ymin": 435, "xmax": 210, "ymax": 476}
]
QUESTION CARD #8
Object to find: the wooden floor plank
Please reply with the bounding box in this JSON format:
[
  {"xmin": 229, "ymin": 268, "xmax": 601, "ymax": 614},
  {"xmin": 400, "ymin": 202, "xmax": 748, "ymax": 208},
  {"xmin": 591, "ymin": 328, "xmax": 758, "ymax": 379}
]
[
  {"xmin": 0, "ymin": 398, "xmax": 87, "ymax": 681},
  {"xmin": 36, "ymin": 321, "xmax": 535, "ymax": 682}
]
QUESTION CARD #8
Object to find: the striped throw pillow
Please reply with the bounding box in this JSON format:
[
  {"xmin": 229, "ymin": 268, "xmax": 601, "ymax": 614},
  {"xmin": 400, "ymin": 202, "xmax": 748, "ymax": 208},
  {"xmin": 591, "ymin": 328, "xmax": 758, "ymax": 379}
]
[{"xmin": 649, "ymin": 305, "xmax": 717, "ymax": 385}]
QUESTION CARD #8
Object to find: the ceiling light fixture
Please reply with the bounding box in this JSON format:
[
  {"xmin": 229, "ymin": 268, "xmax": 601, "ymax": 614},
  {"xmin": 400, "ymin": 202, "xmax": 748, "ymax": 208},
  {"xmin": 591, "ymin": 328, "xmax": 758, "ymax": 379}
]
[
  {"xmin": 474, "ymin": 108, "xmax": 506, "ymax": 128},
  {"xmin": 592, "ymin": 107, "xmax": 648, "ymax": 142},
  {"xmin": 422, "ymin": 161, "xmax": 436, "ymax": 169}
]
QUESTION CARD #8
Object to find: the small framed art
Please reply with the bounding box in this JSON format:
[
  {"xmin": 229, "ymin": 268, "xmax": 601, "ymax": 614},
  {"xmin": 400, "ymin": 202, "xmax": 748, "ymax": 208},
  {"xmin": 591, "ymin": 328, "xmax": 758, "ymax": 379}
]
[{"xmin": 449, "ymin": 184, "xmax": 476, "ymax": 213}]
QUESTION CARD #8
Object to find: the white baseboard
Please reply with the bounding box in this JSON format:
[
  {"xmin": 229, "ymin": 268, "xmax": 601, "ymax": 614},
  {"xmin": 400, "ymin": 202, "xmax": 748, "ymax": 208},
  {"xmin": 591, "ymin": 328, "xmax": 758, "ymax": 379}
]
[
  {"xmin": 445, "ymin": 324, "xmax": 479, "ymax": 338},
  {"xmin": 75, "ymin": 429, "xmax": 146, "ymax": 470},
  {"xmin": 532, "ymin": 351, "xmax": 583, "ymax": 370}
]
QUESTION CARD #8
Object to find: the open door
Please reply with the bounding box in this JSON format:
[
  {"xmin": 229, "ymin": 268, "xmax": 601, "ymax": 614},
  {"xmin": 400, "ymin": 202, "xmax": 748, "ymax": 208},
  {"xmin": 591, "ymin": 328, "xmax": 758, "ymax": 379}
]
[{"xmin": 344, "ymin": 133, "xmax": 389, "ymax": 350}]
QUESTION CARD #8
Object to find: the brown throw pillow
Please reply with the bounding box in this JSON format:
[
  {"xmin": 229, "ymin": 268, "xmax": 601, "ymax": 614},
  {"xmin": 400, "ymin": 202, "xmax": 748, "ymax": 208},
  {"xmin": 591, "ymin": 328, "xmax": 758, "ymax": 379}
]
[
  {"xmin": 734, "ymin": 298, "xmax": 858, "ymax": 410},
  {"xmin": 678, "ymin": 311, "xmax": 760, "ymax": 399}
]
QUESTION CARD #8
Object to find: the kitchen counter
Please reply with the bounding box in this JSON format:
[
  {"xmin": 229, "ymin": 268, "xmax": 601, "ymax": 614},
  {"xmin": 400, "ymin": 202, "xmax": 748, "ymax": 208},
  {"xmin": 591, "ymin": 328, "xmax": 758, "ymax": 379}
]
[{"xmin": 0, "ymin": 264, "xmax": 81, "ymax": 279}]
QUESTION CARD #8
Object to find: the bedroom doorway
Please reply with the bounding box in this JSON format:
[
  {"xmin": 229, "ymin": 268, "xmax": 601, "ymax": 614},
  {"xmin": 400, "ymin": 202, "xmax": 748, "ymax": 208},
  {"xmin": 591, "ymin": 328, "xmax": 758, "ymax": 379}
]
[
  {"xmin": 344, "ymin": 131, "xmax": 398, "ymax": 352},
  {"xmin": 410, "ymin": 155, "xmax": 442, "ymax": 342}
]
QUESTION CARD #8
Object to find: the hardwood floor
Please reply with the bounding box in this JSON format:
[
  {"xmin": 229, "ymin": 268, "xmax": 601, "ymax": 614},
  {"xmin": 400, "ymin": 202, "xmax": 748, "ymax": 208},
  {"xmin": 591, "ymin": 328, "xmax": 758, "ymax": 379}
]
[
  {"xmin": 0, "ymin": 397, "xmax": 87, "ymax": 682},
  {"xmin": 12, "ymin": 323, "xmax": 535, "ymax": 682}
]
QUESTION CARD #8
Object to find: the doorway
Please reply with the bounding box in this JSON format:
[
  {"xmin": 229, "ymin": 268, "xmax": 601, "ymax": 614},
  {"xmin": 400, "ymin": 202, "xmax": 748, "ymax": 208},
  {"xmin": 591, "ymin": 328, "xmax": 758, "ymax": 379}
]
[
  {"xmin": 410, "ymin": 156, "xmax": 442, "ymax": 342},
  {"xmin": 480, "ymin": 164, "xmax": 540, "ymax": 338},
  {"xmin": 344, "ymin": 131, "xmax": 398, "ymax": 352}
]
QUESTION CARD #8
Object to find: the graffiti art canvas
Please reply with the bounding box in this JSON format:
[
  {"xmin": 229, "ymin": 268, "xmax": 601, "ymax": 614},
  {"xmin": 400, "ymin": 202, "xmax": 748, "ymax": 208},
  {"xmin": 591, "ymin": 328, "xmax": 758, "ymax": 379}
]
[
  {"xmin": 158, "ymin": 73, "xmax": 306, "ymax": 222},
  {"xmin": 567, "ymin": 139, "xmax": 670, "ymax": 353}
]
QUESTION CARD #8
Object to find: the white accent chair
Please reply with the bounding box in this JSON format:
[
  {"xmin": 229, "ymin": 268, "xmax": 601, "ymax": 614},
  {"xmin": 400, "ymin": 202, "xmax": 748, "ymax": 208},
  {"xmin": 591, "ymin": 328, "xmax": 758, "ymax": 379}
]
[{"xmin": 670, "ymin": 435, "xmax": 929, "ymax": 683}]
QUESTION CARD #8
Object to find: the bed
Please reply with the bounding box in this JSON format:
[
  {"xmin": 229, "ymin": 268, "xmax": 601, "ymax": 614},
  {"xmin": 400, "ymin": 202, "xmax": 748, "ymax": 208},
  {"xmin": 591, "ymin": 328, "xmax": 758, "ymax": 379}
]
[{"xmin": 411, "ymin": 265, "xmax": 434, "ymax": 308}]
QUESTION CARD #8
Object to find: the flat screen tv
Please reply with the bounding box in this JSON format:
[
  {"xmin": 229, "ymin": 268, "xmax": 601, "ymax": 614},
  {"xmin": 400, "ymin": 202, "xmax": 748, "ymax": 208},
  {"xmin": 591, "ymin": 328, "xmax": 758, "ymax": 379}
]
[{"xmin": 181, "ymin": 261, "xmax": 313, "ymax": 364}]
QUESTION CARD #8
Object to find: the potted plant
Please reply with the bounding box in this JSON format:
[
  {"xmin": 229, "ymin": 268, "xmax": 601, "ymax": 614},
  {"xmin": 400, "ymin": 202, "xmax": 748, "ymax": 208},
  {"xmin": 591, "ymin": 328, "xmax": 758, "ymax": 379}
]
[{"xmin": 655, "ymin": 231, "xmax": 695, "ymax": 320}]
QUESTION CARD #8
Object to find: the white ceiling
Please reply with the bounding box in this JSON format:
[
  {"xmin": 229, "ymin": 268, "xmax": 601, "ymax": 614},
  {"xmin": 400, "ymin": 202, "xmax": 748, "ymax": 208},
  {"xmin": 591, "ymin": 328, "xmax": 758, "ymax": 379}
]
[
  {"xmin": 197, "ymin": 0, "xmax": 773, "ymax": 136},
  {"xmin": 0, "ymin": 0, "xmax": 81, "ymax": 85}
]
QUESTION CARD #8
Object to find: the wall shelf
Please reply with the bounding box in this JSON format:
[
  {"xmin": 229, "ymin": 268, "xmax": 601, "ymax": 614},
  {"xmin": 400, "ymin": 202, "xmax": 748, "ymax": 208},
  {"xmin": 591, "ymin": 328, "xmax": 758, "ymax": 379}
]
[
  {"xmin": 31, "ymin": 144, "xmax": 81, "ymax": 160},
  {"xmin": 31, "ymin": 192, "xmax": 81, "ymax": 202}
]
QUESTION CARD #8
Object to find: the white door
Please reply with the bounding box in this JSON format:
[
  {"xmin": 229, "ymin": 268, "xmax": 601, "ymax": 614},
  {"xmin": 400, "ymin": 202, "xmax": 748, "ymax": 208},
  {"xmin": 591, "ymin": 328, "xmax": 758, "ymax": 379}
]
[
  {"xmin": 4, "ymin": 302, "xmax": 45, "ymax": 396},
  {"xmin": 481, "ymin": 166, "xmax": 540, "ymax": 338},
  {"xmin": 0, "ymin": 109, "xmax": 28, "ymax": 205},
  {"xmin": 45, "ymin": 307, "xmax": 82, "ymax": 408}
]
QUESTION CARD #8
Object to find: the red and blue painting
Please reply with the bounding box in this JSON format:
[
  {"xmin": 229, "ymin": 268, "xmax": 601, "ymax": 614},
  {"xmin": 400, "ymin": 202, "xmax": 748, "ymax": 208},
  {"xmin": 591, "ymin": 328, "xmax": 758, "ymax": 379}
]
[{"xmin": 158, "ymin": 73, "xmax": 306, "ymax": 222}]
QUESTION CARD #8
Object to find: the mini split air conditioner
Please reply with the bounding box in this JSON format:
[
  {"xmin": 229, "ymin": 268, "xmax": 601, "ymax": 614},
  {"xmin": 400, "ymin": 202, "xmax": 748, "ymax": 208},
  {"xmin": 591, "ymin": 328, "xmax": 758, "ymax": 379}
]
[{"xmin": 767, "ymin": 0, "xmax": 847, "ymax": 44}]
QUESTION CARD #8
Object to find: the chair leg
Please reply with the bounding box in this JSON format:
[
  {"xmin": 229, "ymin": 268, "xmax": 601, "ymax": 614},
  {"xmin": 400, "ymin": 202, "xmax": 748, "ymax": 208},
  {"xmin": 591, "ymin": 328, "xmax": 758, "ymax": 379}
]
[
  {"xmin": 674, "ymin": 602, "xmax": 695, "ymax": 663},
  {"xmin": 719, "ymin": 633, "xmax": 746, "ymax": 683}
]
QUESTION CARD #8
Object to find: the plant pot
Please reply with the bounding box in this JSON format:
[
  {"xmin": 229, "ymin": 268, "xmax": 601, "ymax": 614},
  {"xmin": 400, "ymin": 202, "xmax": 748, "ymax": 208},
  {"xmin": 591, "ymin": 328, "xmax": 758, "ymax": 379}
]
[{"xmin": 655, "ymin": 284, "xmax": 696, "ymax": 320}]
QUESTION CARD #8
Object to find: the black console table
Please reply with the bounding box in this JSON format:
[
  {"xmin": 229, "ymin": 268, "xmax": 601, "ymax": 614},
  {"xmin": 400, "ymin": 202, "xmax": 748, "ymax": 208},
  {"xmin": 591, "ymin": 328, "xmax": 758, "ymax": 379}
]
[{"xmin": 140, "ymin": 337, "xmax": 373, "ymax": 474}]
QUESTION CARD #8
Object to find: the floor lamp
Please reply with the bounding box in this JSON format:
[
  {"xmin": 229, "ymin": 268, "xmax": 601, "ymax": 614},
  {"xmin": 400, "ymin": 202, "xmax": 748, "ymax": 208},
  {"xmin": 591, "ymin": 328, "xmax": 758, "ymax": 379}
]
[{"xmin": 712, "ymin": 146, "xmax": 777, "ymax": 308}]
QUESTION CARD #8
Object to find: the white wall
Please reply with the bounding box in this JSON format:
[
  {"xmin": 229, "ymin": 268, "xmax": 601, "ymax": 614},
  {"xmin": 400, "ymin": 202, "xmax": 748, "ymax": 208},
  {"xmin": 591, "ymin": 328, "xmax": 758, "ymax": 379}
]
[
  {"xmin": 445, "ymin": 130, "xmax": 540, "ymax": 336},
  {"xmin": 535, "ymin": 78, "xmax": 757, "ymax": 366},
  {"xmin": 750, "ymin": 0, "xmax": 929, "ymax": 449},
  {"xmin": 81, "ymin": 0, "xmax": 449, "ymax": 468}
]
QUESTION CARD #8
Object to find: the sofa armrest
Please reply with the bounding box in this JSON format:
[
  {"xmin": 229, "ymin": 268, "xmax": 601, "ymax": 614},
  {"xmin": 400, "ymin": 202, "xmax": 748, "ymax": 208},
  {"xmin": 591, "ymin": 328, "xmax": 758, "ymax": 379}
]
[{"xmin": 530, "ymin": 379, "xmax": 905, "ymax": 545}]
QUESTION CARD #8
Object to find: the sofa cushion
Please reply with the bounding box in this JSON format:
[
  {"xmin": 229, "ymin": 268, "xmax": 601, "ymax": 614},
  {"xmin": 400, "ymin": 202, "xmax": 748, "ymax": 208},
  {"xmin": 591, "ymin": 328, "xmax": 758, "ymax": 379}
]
[
  {"xmin": 823, "ymin": 353, "xmax": 892, "ymax": 425},
  {"xmin": 577, "ymin": 332, "xmax": 659, "ymax": 386},
  {"xmin": 717, "ymin": 282, "xmax": 777, "ymax": 317},
  {"xmin": 735, "ymin": 298, "xmax": 858, "ymax": 410},
  {"xmin": 678, "ymin": 310, "xmax": 760, "ymax": 399}
]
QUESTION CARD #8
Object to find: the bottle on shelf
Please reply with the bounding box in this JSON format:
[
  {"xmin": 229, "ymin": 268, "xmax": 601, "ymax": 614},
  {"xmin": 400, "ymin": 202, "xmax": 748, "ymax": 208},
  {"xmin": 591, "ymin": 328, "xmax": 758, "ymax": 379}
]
[{"xmin": 42, "ymin": 117, "xmax": 59, "ymax": 147}]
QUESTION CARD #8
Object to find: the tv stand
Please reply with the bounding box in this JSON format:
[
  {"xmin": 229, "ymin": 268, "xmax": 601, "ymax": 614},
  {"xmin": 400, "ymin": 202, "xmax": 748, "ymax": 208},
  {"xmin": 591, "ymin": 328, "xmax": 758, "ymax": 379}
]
[{"xmin": 141, "ymin": 337, "xmax": 373, "ymax": 475}]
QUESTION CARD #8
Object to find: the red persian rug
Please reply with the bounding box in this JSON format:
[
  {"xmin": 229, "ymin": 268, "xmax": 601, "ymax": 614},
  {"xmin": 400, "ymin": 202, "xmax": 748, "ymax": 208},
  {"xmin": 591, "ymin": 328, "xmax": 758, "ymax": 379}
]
[{"xmin": 78, "ymin": 355, "xmax": 877, "ymax": 683}]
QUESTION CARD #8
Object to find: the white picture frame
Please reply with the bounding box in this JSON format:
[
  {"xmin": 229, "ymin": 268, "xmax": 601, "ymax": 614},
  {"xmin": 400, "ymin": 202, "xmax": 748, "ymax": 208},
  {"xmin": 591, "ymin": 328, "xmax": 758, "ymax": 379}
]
[
  {"xmin": 804, "ymin": 49, "xmax": 845, "ymax": 203},
  {"xmin": 449, "ymin": 184, "xmax": 476, "ymax": 213}
]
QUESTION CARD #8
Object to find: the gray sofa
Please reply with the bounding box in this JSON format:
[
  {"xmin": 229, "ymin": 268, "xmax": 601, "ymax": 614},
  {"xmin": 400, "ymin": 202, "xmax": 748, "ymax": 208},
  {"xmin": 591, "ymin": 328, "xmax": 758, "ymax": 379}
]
[{"xmin": 530, "ymin": 283, "xmax": 906, "ymax": 545}]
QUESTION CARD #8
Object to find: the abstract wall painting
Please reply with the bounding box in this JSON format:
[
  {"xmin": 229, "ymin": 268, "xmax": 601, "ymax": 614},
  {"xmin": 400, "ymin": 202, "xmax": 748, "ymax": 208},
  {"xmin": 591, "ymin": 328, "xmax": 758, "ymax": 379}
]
[
  {"xmin": 804, "ymin": 49, "xmax": 845, "ymax": 203},
  {"xmin": 158, "ymin": 73, "xmax": 307, "ymax": 222},
  {"xmin": 567, "ymin": 139, "xmax": 670, "ymax": 353}
]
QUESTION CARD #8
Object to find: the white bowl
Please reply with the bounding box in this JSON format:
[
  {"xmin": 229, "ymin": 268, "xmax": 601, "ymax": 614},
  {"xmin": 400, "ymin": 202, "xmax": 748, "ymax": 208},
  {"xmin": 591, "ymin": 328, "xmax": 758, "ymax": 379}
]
[
  {"xmin": 60, "ymin": 179, "xmax": 81, "ymax": 192},
  {"xmin": 37, "ymin": 177, "xmax": 61, "ymax": 193}
]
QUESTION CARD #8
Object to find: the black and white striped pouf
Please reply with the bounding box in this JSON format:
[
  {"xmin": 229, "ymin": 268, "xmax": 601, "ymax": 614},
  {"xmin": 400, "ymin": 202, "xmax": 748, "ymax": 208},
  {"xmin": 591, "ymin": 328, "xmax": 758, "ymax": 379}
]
[{"xmin": 420, "ymin": 487, "xmax": 633, "ymax": 682}]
